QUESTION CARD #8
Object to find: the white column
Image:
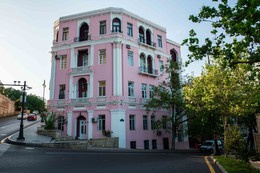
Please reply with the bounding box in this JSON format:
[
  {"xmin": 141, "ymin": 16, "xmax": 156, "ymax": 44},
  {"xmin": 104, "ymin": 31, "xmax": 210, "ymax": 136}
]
[
  {"xmin": 111, "ymin": 109, "xmax": 126, "ymax": 148},
  {"xmin": 89, "ymin": 73, "xmax": 93, "ymax": 97},
  {"xmin": 113, "ymin": 41, "xmax": 122, "ymax": 96},
  {"xmin": 90, "ymin": 45, "xmax": 94, "ymax": 66},
  {"xmin": 70, "ymin": 48, "xmax": 75, "ymax": 68},
  {"xmin": 49, "ymin": 55, "xmax": 56, "ymax": 100},
  {"xmin": 69, "ymin": 75, "xmax": 74, "ymax": 99},
  {"xmin": 87, "ymin": 110, "xmax": 93, "ymax": 139},
  {"xmin": 67, "ymin": 111, "xmax": 72, "ymax": 136}
]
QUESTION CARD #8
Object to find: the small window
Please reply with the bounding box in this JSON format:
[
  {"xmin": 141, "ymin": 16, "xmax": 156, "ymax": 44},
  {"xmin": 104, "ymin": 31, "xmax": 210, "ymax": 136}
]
[
  {"xmin": 128, "ymin": 51, "xmax": 133, "ymax": 66},
  {"xmin": 100, "ymin": 21, "xmax": 106, "ymax": 35},
  {"xmin": 158, "ymin": 35, "xmax": 162, "ymax": 48},
  {"xmin": 62, "ymin": 27, "xmax": 69, "ymax": 41},
  {"xmin": 59, "ymin": 84, "xmax": 65, "ymax": 99},
  {"xmin": 151, "ymin": 116, "xmax": 156, "ymax": 130},
  {"xmin": 128, "ymin": 81, "xmax": 134, "ymax": 97},
  {"xmin": 159, "ymin": 60, "xmax": 164, "ymax": 73},
  {"xmin": 127, "ymin": 23, "xmax": 133, "ymax": 37},
  {"xmin": 57, "ymin": 116, "xmax": 65, "ymax": 131},
  {"xmin": 129, "ymin": 114, "xmax": 135, "ymax": 130},
  {"xmin": 99, "ymin": 49, "xmax": 106, "ymax": 64},
  {"xmin": 139, "ymin": 27, "xmax": 145, "ymax": 43},
  {"xmin": 98, "ymin": 115, "xmax": 105, "ymax": 131},
  {"xmin": 142, "ymin": 83, "xmax": 147, "ymax": 98},
  {"xmin": 152, "ymin": 139, "xmax": 157, "ymax": 149},
  {"xmin": 130, "ymin": 141, "xmax": 136, "ymax": 149},
  {"xmin": 144, "ymin": 140, "xmax": 149, "ymax": 149},
  {"xmin": 98, "ymin": 81, "xmax": 106, "ymax": 96},
  {"xmin": 61, "ymin": 55, "xmax": 67, "ymax": 69},
  {"xmin": 143, "ymin": 115, "xmax": 148, "ymax": 130},
  {"xmin": 149, "ymin": 85, "xmax": 154, "ymax": 98}
]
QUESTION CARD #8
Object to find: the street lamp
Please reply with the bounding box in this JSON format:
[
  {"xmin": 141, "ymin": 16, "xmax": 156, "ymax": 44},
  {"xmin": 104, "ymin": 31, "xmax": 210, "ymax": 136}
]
[
  {"xmin": 41, "ymin": 80, "xmax": 46, "ymax": 122},
  {"xmin": 0, "ymin": 81, "xmax": 32, "ymax": 140}
]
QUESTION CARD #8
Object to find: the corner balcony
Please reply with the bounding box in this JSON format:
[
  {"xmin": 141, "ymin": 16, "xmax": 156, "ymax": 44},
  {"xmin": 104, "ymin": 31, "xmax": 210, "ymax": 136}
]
[
  {"xmin": 71, "ymin": 66, "xmax": 92, "ymax": 75},
  {"xmin": 74, "ymin": 35, "xmax": 91, "ymax": 42},
  {"xmin": 138, "ymin": 66, "xmax": 158, "ymax": 77}
]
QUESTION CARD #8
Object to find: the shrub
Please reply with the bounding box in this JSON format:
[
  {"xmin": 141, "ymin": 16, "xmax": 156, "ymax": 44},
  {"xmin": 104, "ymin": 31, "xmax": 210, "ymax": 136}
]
[{"xmin": 44, "ymin": 112, "xmax": 57, "ymax": 130}]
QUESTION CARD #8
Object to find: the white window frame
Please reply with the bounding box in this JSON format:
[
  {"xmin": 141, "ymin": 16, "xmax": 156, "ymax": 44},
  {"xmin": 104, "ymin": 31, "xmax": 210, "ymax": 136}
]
[
  {"xmin": 128, "ymin": 51, "xmax": 134, "ymax": 66},
  {"xmin": 142, "ymin": 83, "xmax": 147, "ymax": 98},
  {"xmin": 60, "ymin": 55, "xmax": 67, "ymax": 69},
  {"xmin": 128, "ymin": 81, "xmax": 134, "ymax": 97},
  {"xmin": 98, "ymin": 81, "xmax": 106, "ymax": 96},
  {"xmin": 99, "ymin": 49, "xmax": 106, "ymax": 64},
  {"xmin": 129, "ymin": 114, "xmax": 136, "ymax": 130}
]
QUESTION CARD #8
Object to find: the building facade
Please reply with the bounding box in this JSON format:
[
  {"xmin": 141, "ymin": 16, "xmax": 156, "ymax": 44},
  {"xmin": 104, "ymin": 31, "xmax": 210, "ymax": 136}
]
[
  {"xmin": 0, "ymin": 93, "xmax": 15, "ymax": 117},
  {"xmin": 48, "ymin": 7, "xmax": 189, "ymax": 149}
]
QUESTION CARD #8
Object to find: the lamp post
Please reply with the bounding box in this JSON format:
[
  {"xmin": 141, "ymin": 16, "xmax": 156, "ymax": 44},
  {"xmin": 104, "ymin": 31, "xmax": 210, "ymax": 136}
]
[
  {"xmin": 41, "ymin": 80, "xmax": 46, "ymax": 122},
  {"xmin": 0, "ymin": 81, "xmax": 31, "ymax": 140}
]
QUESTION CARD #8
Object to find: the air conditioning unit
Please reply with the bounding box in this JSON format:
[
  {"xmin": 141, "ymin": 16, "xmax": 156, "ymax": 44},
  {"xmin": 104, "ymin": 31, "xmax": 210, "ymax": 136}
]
[
  {"xmin": 91, "ymin": 117, "xmax": 98, "ymax": 123},
  {"xmin": 55, "ymin": 55, "xmax": 62, "ymax": 60},
  {"xmin": 126, "ymin": 44, "xmax": 131, "ymax": 49},
  {"xmin": 157, "ymin": 54, "xmax": 161, "ymax": 59}
]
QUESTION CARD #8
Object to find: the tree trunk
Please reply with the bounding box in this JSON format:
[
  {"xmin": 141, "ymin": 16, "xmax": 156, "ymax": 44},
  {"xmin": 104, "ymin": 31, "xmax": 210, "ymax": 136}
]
[
  {"xmin": 171, "ymin": 105, "xmax": 176, "ymax": 150},
  {"xmin": 223, "ymin": 115, "xmax": 228, "ymax": 157}
]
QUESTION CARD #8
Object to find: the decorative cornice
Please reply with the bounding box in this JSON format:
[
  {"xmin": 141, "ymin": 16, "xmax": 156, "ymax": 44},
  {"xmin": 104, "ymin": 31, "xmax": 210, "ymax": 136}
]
[
  {"xmin": 166, "ymin": 39, "xmax": 181, "ymax": 47},
  {"xmin": 58, "ymin": 7, "xmax": 166, "ymax": 32}
]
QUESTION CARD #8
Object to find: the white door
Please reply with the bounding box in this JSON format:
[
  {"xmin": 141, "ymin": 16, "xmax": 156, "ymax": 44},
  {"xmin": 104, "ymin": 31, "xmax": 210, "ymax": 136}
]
[{"xmin": 79, "ymin": 120, "xmax": 87, "ymax": 139}]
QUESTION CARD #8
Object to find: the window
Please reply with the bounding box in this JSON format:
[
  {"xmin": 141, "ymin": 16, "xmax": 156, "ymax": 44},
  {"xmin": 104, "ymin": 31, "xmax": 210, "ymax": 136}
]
[
  {"xmin": 59, "ymin": 84, "xmax": 65, "ymax": 99},
  {"xmin": 78, "ymin": 78, "xmax": 88, "ymax": 98},
  {"xmin": 98, "ymin": 81, "xmax": 106, "ymax": 96},
  {"xmin": 62, "ymin": 27, "xmax": 69, "ymax": 41},
  {"xmin": 170, "ymin": 49, "xmax": 177, "ymax": 62},
  {"xmin": 77, "ymin": 50, "xmax": 88, "ymax": 67},
  {"xmin": 61, "ymin": 55, "xmax": 67, "ymax": 69},
  {"xmin": 57, "ymin": 116, "xmax": 65, "ymax": 131},
  {"xmin": 144, "ymin": 140, "xmax": 149, "ymax": 149},
  {"xmin": 128, "ymin": 81, "xmax": 134, "ymax": 97},
  {"xmin": 158, "ymin": 35, "xmax": 162, "ymax": 48},
  {"xmin": 112, "ymin": 18, "xmax": 121, "ymax": 33},
  {"xmin": 159, "ymin": 60, "xmax": 164, "ymax": 73},
  {"xmin": 127, "ymin": 23, "xmax": 133, "ymax": 37},
  {"xmin": 162, "ymin": 116, "xmax": 167, "ymax": 129},
  {"xmin": 130, "ymin": 141, "xmax": 136, "ymax": 149},
  {"xmin": 143, "ymin": 115, "xmax": 148, "ymax": 130},
  {"xmin": 98, "ymin": 115, "xmax": 105, "ymax": 131},
  {"xmin": 100, "ymin": 21, "xmax": 106, "ymax": 35},
  {"xmin": 152, "ymin": 139, "xmax": 157, "ymax": 149},
  {"xmin": 129, "ymin": 114, "xmax": 135, "ymax": 130},
  {"xmin": 128, "ymin": 51, "xmax": 134, "ymax": 66},
  {"xmin": 149, "ymin": 85, "xmax": 154, "ymax": 98},
  {"xmin": 151, "ymin": 116, "xmax": 156, "ymax": 130},
  {"xmin": 83, "ymin": 54, "xmax": 88, "ymax": 66},
  {"xmin": 139, "ymin": 27, "xmax": 145, "ymax": 43},
  {"xmin": 99, "ymin": 49, "xmax": 106, "ymax": 64},
  {"xmin": 142, "ymin": 83, "xmax": 147, "ymax": 98},
  {"xmin": 146, "ymin": 29, "xmax": 151, "ymax": 45},
  {"xmin": 79, "ymin": 23, "xmax": 89, "ymax": 41}
]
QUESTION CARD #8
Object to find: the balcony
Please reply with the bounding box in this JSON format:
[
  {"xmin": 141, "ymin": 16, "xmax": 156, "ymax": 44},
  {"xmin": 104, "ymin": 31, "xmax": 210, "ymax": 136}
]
[
  {"xmin": 57, "ymin": 99, "xmax": 66, "ymax": 107},
  {"xmin": 139, "ymin": 66, "xmax": 158, "ymax": 77},
  {"xmin": 71, "ymin": 66, "xmax": 92, "ymax": 75},
  {"xmin": 138, "ymin": 38, "xmax": 157, "ymax": 49},
  {"xmin": 74, "ymin": 35, "xmax": 91, "ymax": 42},
  {"xmin": 71, "ymin": 97, "xmax": 90, "ymax": 106}
]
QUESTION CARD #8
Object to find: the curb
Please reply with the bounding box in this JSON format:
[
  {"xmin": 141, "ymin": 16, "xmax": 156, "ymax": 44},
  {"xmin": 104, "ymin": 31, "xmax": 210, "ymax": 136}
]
[{"xmin": 210, "ymin": 156, "xmax": 228, "ymax": 173}]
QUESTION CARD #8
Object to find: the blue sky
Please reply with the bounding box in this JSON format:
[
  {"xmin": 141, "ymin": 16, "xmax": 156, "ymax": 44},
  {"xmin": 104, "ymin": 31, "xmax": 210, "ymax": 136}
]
[{"xmin": 0, "ymin": 0, "xmax": 224, "ymax": 99}]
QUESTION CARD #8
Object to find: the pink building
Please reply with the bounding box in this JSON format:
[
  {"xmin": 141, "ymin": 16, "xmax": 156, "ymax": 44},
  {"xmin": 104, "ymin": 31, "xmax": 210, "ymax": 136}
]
[{"xmin": 48, "ymin": 7, "xmax": 189, "ymax": 149}]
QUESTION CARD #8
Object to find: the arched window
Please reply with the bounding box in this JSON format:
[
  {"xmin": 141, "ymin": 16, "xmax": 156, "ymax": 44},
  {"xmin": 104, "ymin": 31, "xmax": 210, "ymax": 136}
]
[
  {"xmin": 112, "ymin": 18, "xmax": 121, "ymax": 33},
  {"xmin": 146, "ymin": 29, "xmax": 151, "ymax": 45},
  {"xmin": 170, "ymin": 49, "xmax": 178, "ymax": 62},
  {"xmin": 140, "ymin": 53, "xmax": 146, "ymax": 72},
  {"xmin": 147, "ymin": 55, "xmax": 153, "ymax": 74},
  {"xmin": 55, "ymin": 30, "xmax": 59, "ymax": 42},
  {"xmin": 79, "ymin": 23, "xmax": 89, "ymax": 41},
  {"xmin": 78, "ymin": 78, "xmax": 88, "ymax": 98},
  {"xmin": 139, "ymin": 27, "xmax": 145, "ymax": 43}
]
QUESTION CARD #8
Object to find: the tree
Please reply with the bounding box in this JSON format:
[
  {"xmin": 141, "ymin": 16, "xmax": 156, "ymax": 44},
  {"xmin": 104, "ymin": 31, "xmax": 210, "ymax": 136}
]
[
  {"xmin": 183, "ymin": 61, "xmax": 260, "ymax": 155},
  {"xmin": 182, "ymin": 0, "xmax": 260, "ymax": 67},
  {"xmin": 145, "ymin": 59, "xmax": 187, "ymax": 150}
]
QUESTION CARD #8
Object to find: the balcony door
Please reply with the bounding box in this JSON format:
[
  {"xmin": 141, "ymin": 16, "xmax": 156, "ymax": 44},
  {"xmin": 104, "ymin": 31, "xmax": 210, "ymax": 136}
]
[
  {"xmin": 78, "ymin": 78, "xmax": 88, "ymax": 98},
  {"xmin": 77, "ymin": 50, "xmax": 88, "ymax": 67}
]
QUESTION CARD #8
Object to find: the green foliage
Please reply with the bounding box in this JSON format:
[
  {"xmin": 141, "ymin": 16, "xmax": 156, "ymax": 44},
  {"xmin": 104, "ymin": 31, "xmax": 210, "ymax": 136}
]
[
  {"xmin": 44, "ymin": 112, "xmax": 56, "ymax": 130},
  {"xmin": 102, "ymin": 129, "xmax": 113, "ymax": 137},
  {"xmin": 183, "ymin": 0, "xmax": 260, "ymax": 67},
  {"xmin": 214, "ymin": 156, "xmax": 259, "ymax": 173}
]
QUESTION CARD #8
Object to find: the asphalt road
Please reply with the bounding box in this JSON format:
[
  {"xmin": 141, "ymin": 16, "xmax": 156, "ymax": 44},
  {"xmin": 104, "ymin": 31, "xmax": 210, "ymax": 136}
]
[
  {"xmin": 0, "ymin": 145, "xmax": 220, "ymax": 173},
  {"xmin": 0, "ymin": 116, "xmax": 222, "ymax": 173}
]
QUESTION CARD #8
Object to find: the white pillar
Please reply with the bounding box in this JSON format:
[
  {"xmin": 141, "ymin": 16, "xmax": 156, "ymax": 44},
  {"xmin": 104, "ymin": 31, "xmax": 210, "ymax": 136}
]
[
  {"xmin": 87, "ymin": 110, "xmax": 93, "ymax": 139},
  {"xmin": 113, "ymin": 41, "xmax": 122, "ymax": 96},
  {"xmin": 49, "ymin": 55, "xmax": 56, "ymax": 100},
  {"xmin": 67, "ymin": 111, "xmax": 72, "ymax": 136}
]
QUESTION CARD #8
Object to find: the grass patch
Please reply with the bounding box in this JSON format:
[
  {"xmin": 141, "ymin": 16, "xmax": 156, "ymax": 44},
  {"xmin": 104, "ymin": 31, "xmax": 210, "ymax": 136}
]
[{"xmin": 214, "ymin": 156, "xmax": 260, "ymax": 173}]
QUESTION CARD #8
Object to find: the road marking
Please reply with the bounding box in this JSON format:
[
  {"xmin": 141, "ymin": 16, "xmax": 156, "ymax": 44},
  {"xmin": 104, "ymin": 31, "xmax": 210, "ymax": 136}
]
[
  {"xmin": 204, "ymin": 156, "xmax": 215, "ymax": 173},
  {"xmin": 0, "ymin": 134, "xmax": 7, "ymax": 136},
  {"xmin": 25, "ymin": 147, "xmax": 35, "ymax": 150},
  {"xmin": 0, "ymin": 126, "xmax": 7, "ymax": 129}
]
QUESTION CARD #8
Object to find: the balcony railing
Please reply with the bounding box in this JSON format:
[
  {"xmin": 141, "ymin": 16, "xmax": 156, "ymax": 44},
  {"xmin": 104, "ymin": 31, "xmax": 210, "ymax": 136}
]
[
  {"xmin": 139, "ymin": 66, "xmax": 158, "ymax": 77},
  {"xmin": 71, "ymin": 97, "xmax": 89, "ymax": 106},
  {"xmin": 74, "ymin": 35, "xmax": 91, "ymax": 42},
  {"xmin": 71, "ymin": 66, "xmax": 92, "ymax": 74},
  {"xmin": 138, "ymin": 38, "xmax": 157, "ymax": 48}
]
